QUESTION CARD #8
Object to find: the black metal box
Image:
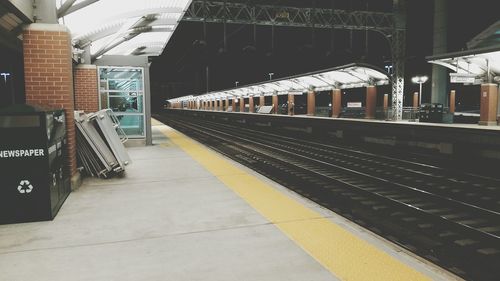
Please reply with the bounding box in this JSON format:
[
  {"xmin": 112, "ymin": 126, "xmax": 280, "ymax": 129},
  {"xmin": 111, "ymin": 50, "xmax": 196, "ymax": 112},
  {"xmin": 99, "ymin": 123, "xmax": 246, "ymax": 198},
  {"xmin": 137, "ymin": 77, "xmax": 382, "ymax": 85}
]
[
  {"xmin": 0, "ymin": 105, "xmax": 71, "ymax": 224},
  {"xmin": 419, "ymin": 103, "xmax": 443, "ymax": 123}
]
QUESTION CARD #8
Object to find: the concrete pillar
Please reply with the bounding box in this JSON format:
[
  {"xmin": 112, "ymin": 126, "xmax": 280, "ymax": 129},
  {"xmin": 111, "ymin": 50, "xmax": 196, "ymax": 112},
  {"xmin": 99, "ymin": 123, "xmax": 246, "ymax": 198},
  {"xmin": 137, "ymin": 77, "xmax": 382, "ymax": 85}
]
[
  {"xmin": 33, "ymin": 0, "xmax": 58, "ymax": 24},
  {"xmin": 431, "ymin": 0, "xmax": 448, "ymax": 105},
  {"xmin": 288, "ymin": 93, "xmax": 295, "ymax": 116},
  {"xmin": 225, "ymin": 97, "xmax": 229, "ymax": 111},
  {"xmin": 332, "ymin": 89, "xmax": 341, "ymax": 118},
  {"xmin": 365, "ymin": 86, "xmax": 376, "ymax": 119},
  {"xmin": 260, "ymin": 96, "xmax": 265, "ymax": 106},
  {"xmin": 307, "ymin": 91, "xmax": 315, "ymax": 116},
  {"xmin": 240, "ymin": 97, "xmax": 245, "ymax": 112},
  {"xmin": 23, "ymin": 23, "xmax": 78, "ymax": 185},
  {"xmin": 449, "ymin": 90, "xmax": 455, "ymax": 113},
  {"xmin": 249, "ymin": 97, "xmax": 255, "ymax": 113},
  {"xmin": 479, "ymin": 84, "xmax": 498, "ymax": 126},
  {"xmin": 74, "ymin": 65, "xmax": 98, "ymax": 113},
  {"xmin": 272, "ymin": 95, "xmax": 278, "ymax": 114},
  {"xmin": 413, "ymin": 92, "xmax": 419, "ymax": 108}
]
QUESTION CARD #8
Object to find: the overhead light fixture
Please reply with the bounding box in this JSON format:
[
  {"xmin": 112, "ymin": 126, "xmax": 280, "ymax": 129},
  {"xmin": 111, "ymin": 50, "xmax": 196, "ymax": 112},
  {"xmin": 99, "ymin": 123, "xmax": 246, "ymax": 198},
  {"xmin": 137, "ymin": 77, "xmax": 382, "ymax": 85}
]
[
  {"xmin": 412, "ymin": 75, "xmax": 429, "ymax": 106},
  {"xmin": 0, "ymin": 72, "xmax": 11, "ymax": 82}
]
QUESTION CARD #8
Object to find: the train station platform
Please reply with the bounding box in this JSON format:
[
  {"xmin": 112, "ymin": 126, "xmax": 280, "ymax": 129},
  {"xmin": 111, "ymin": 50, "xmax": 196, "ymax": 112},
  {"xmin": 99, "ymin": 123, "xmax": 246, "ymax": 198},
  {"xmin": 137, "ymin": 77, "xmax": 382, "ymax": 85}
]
[{"xmin": 0, "ymin": 119, "xmax": 459, "ymax": 281}]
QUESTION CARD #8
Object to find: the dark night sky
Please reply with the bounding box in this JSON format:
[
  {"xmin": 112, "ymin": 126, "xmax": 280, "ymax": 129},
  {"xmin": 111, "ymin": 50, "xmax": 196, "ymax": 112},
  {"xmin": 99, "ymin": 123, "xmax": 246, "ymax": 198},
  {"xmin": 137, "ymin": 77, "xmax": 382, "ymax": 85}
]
[{"xmin": 149, "ymin": 0, "xmax": 499, "ymax": 111}]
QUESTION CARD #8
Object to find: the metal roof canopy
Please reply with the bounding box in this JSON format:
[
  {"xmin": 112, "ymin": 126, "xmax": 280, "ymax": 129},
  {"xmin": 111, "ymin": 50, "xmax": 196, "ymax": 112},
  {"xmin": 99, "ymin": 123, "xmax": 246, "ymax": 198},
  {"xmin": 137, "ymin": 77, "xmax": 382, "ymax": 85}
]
[
  {"xmin": 168, "ymin": 63, "xmax": 389, "ymax": 104},
  {"xmin": 427, "ymin": 45, "xmax": 500, "ymax": 85},
  {"xmin": 467, "ymin": 20, "xmax": 500, "ymax": 49},
  {"xmin": 57, "ymin": 0, "xmax": 192, "ymax": 61}
]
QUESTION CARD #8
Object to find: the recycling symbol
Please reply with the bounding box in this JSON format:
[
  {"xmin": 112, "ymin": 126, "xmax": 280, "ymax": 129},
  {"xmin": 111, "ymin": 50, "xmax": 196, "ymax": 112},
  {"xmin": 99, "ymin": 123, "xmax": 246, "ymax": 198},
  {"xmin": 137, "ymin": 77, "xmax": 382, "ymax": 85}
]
[{"xmin": 17, "ymin": 180, "xmax": 34, "ymax": 194}]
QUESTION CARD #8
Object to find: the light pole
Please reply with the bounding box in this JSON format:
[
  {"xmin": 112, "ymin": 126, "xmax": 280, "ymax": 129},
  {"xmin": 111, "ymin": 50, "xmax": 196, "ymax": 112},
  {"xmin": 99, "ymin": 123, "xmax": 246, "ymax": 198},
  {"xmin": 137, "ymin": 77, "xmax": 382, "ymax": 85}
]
[
  {"xmin": 235, "ymin": 81, "xmax": 239, "ymax": 87},
  {"xmin": 411, "ymin": 75, "xmax": 429, "ymax": 107},
  {"xmin": 268, "ymin": 72, "xmax": 274, "ymax": 80}
]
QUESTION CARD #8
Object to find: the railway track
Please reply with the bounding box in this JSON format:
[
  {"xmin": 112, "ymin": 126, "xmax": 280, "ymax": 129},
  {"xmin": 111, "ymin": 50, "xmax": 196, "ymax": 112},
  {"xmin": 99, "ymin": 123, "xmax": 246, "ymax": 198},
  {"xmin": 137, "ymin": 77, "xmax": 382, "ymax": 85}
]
[{"xmin": 157, "ymin": 113, "xmax": 500, "ymax": 280}]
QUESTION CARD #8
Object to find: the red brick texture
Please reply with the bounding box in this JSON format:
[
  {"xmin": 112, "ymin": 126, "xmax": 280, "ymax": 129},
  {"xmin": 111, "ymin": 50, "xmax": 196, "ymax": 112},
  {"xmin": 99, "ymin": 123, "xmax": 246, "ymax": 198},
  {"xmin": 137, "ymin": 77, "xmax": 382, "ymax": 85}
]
[
  {"xmin": 74, "ymin": 67, "xmax": 98, "ymax": 113},
  {"xmin": 23, "ymin": 28, "xmax": 77, "ymax": 176}
]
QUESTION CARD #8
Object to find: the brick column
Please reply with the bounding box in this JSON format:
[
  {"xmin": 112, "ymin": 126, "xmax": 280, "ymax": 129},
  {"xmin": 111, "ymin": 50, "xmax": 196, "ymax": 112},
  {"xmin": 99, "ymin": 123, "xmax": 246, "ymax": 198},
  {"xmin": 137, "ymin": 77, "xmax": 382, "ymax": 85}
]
[
  {"xmin": 225, "ymin": 97, "xmax": 229, "ymax": 111},
  {"xmin": 288, "ymin": 93, "xmax": 295, "ymax": 116},
  {"xmin": 74, "ymin": 65, "xmax": 98, "ymax": 113},
  {"xmin": 239, "ymin": 97, "xmax": 245, "ymax": 112},
  {"xmin": 23, "ymin": 23, "xmax": 78, "ymax": 185},
  {"xmin": 260, "ymin": 96, "xmax": 265, "ymax": 106},
  {"xmin": 365, "ymin": 86, "xmax": 376, "ymax": 119},
  {"xmin": 272, "ymin": 95, "xmax": 278, "ymax": 114},
  {"xmin": 479, "ymin": 83, "xmax": 498, "ymax": 126},
  {"xmin": 249, "ymin": 97, "xmax": 255, "ymax": 113},
  {"xmin": 307, "ymin": 91, "xmax": 315, "ymax": 116},
  {"xmin": 449, "ymin": 90, "xmax": 455, "ymax": 113},
  {"xmin": 413, "ymin": 92, "xmax": 419, "ymax": 108},
  {"xmin": 383, "ymin": 94, "xmax": 389, "ymax": 110},
  {"xmin": 332, "ymin": 89, "xmax": 341, "ymax": 118}
]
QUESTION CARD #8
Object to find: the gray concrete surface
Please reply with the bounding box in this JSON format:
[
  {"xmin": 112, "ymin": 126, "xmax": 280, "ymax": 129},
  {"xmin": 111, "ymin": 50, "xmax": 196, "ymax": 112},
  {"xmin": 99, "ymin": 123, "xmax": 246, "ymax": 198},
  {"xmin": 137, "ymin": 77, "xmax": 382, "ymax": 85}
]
[{"xmin": 0, "ymin": 126, "xmax": 337, "ymax": 281}]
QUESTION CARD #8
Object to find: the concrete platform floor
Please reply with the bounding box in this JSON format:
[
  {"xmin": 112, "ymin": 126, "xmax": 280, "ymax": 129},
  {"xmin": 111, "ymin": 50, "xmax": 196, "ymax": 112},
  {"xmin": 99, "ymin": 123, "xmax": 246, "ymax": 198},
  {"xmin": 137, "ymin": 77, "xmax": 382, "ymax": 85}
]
[{"xmin": 0, "ymin": 121, "xmax": 460, "ymax": 281}]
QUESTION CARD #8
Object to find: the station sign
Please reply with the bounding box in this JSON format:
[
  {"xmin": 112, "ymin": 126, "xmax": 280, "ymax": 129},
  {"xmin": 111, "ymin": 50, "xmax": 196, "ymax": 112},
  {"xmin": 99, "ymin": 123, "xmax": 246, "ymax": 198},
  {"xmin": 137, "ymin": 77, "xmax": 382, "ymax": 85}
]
[
  {"xmin": 347, "ymin": 102, "xmax": 362, "ymax": 108},
  {"xmin": 450, "ymin": 73, "xmax": 476, "ymax": 84}
]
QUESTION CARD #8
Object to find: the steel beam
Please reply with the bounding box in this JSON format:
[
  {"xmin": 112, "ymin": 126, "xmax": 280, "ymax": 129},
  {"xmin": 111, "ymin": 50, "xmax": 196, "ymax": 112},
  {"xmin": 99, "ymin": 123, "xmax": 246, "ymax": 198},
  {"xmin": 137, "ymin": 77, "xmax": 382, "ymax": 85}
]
[
  {"xmin": 391, "ymin": 0, "xmax": 406, "ymax": 121},
  {"xmin": 59, "ymin": 0, "xmax": 100, "ymax": 18},
  {"xmin": 56, "ymin": 0, "xmax": 77, "ymax": 18},
  {"xmin": 183, "ymin": 1, "xmax": 394, "ymax": 35}
]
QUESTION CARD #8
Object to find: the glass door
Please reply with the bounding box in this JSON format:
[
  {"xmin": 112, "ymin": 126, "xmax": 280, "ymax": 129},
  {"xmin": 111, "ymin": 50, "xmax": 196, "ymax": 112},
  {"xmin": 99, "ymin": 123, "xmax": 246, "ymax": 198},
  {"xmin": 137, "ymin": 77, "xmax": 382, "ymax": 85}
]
[{"xmin": 98, "ymin": 66, "xmax": 145, "ymax": 138}]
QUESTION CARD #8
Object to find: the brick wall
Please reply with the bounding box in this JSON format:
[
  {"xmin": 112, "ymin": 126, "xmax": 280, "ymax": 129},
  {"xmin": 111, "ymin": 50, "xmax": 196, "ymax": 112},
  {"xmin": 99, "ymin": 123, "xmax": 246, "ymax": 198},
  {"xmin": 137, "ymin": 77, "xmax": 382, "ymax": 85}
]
[
  {"xmin": 74, "ymin": 66, "xmax": 99, "ymax": 113},
  {"xmin": 23, "ymin": 24, "xmax": 77, "ymax": 177}
]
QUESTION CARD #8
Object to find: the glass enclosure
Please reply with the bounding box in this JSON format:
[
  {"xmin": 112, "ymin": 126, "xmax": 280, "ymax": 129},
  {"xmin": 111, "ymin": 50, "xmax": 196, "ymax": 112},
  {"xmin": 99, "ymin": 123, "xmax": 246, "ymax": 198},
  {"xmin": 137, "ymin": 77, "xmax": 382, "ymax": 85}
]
[{"xmin": 98, "ymin": 66, "xmax": 145, "ymax": 137}]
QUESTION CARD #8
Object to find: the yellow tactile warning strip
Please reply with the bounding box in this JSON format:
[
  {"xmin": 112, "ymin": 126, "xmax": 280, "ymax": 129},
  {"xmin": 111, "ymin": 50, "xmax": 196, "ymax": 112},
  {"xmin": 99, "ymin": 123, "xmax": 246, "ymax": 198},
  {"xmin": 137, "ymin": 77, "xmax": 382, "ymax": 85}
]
[{"xmin": 157, "ymin": 124, "xmax": 431, "ymax": 281}]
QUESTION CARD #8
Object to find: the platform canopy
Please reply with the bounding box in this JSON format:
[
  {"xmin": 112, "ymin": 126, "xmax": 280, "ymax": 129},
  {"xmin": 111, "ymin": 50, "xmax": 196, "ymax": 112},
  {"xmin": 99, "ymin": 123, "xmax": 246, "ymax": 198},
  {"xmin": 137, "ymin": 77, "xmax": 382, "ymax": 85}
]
[
  {"xmin": 168, "ymin": 63, "xmax": 389, "ymax": 104},
  {"xmin": 428, "ymin": 46, "xmax": 500, "ymax": 85},
  {"xmin": 467, "ymin": 20, "xmax": 500, "ymax": 49},
  {"xmin": 57, "ymin": 0, "xmax": 192, "ymax": 60}
]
